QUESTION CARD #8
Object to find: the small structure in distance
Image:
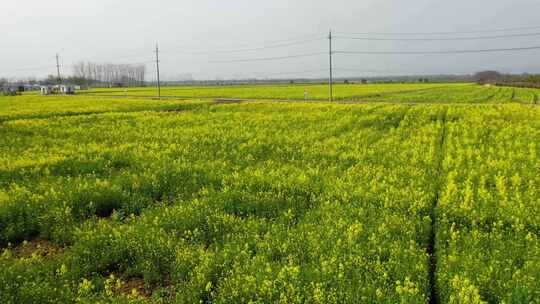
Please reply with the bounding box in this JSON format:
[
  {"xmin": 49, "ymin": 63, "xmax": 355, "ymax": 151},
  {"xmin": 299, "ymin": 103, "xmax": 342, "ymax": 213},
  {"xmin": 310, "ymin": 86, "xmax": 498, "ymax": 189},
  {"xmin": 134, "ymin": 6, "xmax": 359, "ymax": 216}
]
[
  {"xmin": 40, "ymin": 85, "xmax": 76, "ymax": 96},
  {"xmin": 1, "ymin": 85, "xmax": 24, "ymax": 96}
]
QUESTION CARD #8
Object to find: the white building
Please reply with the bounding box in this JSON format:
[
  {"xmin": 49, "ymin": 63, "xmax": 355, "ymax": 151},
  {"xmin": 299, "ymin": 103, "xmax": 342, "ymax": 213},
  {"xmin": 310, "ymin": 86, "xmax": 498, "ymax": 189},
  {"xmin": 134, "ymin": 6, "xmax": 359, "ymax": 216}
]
[
  {"xmin": 40, "ymin": 85, "xmax": 76, "ymax": 95},
  {"xmin": 40, "ymin": 86, "xmax": 52, "ymax": 95},
  {"xmin": 60, "ymin": 85, "xmax": 75, "ymax": 95}
]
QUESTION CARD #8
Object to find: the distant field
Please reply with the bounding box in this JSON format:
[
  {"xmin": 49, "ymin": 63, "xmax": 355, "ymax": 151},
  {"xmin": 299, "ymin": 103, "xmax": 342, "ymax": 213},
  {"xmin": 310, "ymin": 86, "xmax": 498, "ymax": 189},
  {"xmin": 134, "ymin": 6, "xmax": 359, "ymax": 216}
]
[
  {"xmin": 82, "ymin": 83, "xmax": 455, "ymax": 100},
  {"xmin": 0, "ymin": 96, "xmax": 210, "ymax": 122},
  {"xmin": 0, "ymin": 86, "xmax": 538, "ymax": 303},
  {"xmin": 78, "ymin": 82, "xmax": 540, "ymax": 104}
]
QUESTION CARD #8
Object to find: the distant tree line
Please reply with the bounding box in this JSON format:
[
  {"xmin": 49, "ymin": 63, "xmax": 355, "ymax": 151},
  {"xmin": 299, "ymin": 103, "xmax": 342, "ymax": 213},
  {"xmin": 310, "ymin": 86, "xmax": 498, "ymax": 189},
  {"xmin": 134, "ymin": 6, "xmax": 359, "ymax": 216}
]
[
  {"xmin": 474, "ymin": 70, "xmax": 540, "ymax": 88},
  {"xmin": 71, "ymin": 61, "xmax": 146, "ymax": 87}
]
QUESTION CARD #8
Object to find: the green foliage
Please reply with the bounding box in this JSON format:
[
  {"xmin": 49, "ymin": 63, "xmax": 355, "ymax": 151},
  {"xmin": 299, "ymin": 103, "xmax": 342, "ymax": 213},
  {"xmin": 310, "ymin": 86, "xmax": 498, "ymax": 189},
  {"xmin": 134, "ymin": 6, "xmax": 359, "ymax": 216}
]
[
  {"xmin": 0, "ymin": 89, "xmax": 538, "ymax": 303},
  {"xmin": 436, "ymin": 106, "xmax": 540, "ymax": 303},
  {"xmin": 78, "ymin": 82, "xmax": 539, "ymax": 104}
]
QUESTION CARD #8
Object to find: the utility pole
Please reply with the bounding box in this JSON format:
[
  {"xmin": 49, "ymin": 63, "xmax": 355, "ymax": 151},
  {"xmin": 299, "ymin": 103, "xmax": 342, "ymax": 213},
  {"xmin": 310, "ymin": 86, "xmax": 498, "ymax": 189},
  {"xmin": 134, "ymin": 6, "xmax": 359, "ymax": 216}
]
[
  {"xmin": 56, "ymin": 53, "xmax": 62, "ymax": 84},
  {"xmin": 328, "ymin": 29, "xmax": 333, "ymax": 102},
  {"xmin": 155, "ymin": 43, "xmax": 161, "ymax": 99}
]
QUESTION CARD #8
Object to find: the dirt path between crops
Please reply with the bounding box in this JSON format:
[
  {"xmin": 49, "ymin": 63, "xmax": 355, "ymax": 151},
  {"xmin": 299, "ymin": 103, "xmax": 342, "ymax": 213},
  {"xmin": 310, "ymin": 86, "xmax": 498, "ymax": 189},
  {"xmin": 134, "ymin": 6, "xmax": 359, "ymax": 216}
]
[{"xmin": 427, "ymin": 107, "xmax": 448, "ymax": 304}]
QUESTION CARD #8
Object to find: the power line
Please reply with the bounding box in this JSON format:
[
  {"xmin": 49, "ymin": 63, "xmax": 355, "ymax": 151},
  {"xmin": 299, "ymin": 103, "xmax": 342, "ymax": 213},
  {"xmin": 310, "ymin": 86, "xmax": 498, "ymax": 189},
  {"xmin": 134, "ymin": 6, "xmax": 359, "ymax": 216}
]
[
  {"xmin": 251, "ymin": 68, "xmax": 328, "ymax": 77},
  {"xmin": 114, "ymin": 60, "xmax": 155, "ymax": 65},
  {"xmin": 329, "ymin": 29, "xmax": 333, "ymax": 102},
  {"xmin": 65, "ymin": 52, "xmax": 155, "ymax": 65},
  {"xmin": 335, "ymin": 25, "xmax": 540, "ymax": 36},
  {"xmin": 165, "ymin": 37, "xmax": 325, "ymax": 55},
  {"xmin": 80, "ymin": 60, "xmax": 154, "ymax": 66},
  {"xmin": 334, "ymin": 45, "xmax": 540, "ymax": 55},
  {"xmin": 6, "ymin": 26, "xmax": 540, "ymax": 80},
  {"xmin": 155, "ymin": 44, "xmax": 161, "ymax": 99},
  {"xmin": 334, "ymin": 67, "xmax": 414, "ymax": 73},
  {"xmin": 210, "ymin": 52, "xmax": 325, "ymax": 63},
  {"xmin": 162, "ymin": 33, "xmax": 323, "ymax": 54},
  {"xmin": 188, "ymin": 68, "xmax": 326, "ymax": 79},
  {"xmin": 334, "ymin": 67, "xmax": 475, "ymax": 75},
  {"xmin": 214, "ymin": 68, "xmax": 327, "ymax": 80},
  {"xmin": 334, "ymin": 32, "xmax": 540, "ymax": 41},
  {"xmin": 334, "ymin": 66, "xmax": 540, "ymax": 73},
  {"xmin": 334, "ymin": 67, "xmax": 442, "ymax": 73},
  {"xmin": 56, "ymin": 54, "xmax": 62, "ymax": 84},
  {"xmin": 2, "ymin": 65, "xmax": 57, "ymax": 72}
]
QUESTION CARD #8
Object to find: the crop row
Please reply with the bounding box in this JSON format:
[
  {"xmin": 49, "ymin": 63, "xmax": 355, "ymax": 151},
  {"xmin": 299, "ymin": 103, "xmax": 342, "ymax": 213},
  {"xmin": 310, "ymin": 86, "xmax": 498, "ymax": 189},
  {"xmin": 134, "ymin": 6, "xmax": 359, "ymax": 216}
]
[
  {"xmin": 0, "ymin": 95, "xmax": 210, "ymax": 122},
  {"xmin": 435, "ymin": 104, "xmax": 539, "ymax": 303},
  {"xmin": 0, "ymin": 99, "xmax": 538, "ymax": 303},
  {"xmin": 1, "ymin": 103, "xmax": 445, "ymax": 303},
  {"xmin": 78, "ymin": 83, "xmax": 540, "ymax": 104},
  {"xmin": 359, "ymin": 85, "xmax": 538, "ymax": 104},
  {"xmin": 81, "ymin": 83, "xmax": 459, "ymax": 101}
]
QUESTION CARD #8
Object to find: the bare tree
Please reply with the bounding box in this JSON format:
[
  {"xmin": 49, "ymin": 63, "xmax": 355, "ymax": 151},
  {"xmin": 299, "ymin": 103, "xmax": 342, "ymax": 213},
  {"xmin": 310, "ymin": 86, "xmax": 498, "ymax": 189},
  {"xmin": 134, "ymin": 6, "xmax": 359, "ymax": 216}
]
[{"xmin": 70, "ymin": 61, "xmax": 147, "ymax": 87}]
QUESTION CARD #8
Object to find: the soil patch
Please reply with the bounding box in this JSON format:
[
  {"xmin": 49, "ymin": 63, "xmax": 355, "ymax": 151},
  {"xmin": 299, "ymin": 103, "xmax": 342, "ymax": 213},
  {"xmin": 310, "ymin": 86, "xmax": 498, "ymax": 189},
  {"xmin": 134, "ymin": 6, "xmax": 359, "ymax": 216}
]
[{"xmin": 12, "ymin": 240, "xmax": 62, "ymax": 259}]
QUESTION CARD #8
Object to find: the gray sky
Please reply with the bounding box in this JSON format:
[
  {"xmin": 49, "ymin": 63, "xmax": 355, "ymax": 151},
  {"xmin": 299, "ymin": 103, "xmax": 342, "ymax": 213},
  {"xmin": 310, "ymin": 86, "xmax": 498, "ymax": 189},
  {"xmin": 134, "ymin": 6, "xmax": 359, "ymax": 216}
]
[{"xmin": 2, "ymin": 0, "xmax": 540, "ymax": 80}]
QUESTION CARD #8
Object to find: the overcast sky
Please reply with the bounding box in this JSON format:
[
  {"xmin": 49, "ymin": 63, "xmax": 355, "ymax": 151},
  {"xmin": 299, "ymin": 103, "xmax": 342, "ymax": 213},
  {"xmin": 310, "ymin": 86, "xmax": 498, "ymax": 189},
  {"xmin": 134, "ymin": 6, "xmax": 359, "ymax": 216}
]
[{"xmin": 2, "ymin": 0, "xmax": 540, "ymax": 80}]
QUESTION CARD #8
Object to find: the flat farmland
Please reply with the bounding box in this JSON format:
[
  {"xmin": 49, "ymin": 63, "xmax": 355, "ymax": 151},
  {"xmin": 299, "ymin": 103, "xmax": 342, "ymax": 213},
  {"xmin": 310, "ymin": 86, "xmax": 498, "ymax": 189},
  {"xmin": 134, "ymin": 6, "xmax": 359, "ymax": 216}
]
[
  {"xmin": 83, "ymin": 83, "xmax": 449, "ymax": 100},
  {"xmin": 78, "ymin": 83, "xmax": 540, "ymax": 105},
  {"xmin": 0, "ymin": 85, "xmax": 538, "ymax": 303}
]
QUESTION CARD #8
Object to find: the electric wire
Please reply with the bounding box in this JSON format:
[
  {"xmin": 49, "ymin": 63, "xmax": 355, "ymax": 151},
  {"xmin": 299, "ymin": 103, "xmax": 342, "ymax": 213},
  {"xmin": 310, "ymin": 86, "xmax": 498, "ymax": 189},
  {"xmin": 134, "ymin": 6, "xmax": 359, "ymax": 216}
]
[
  {"xmin": 334, "ymin": 32, "xmax": 540, "ymax": 41},
  {"xmin": 161, "ymin": 33, "xmax": 324, "ymax": 55},
  {"xmin": 5, "ymin": 27, "xmax": 540, "ymax": 77},
  {"xmin": 2, "ymin": 65, "xmax": 58, "ymax": 72},
  {"xmin": 334, "ymin": 67, "xmax": 474, "ymax": 75},
  {"xmin": 210, "ymin": 52, "xmax": 326, "ymax": 63},
  {"xmin": 335, "ymin": 25, "xmax": 540, "ymax": 36},
  {"xmin": 164, "ymin": 37, "xmax": 325, "ymax": 55},
  {"xmin": 249, "ymin": 68, "xmax": 328, "ymax": 77},
  {"xmin": 334, "ymin": 46, "xmax": 540, "ymax": 55}
]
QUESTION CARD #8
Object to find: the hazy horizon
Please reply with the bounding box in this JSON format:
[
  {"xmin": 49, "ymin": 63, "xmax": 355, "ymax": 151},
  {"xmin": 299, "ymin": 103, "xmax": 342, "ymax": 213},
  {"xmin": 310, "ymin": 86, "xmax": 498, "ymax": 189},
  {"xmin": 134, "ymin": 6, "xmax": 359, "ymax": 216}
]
[{"xmin": 3, "ymin": 0, "xmax": 540, "ymax": 81}]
